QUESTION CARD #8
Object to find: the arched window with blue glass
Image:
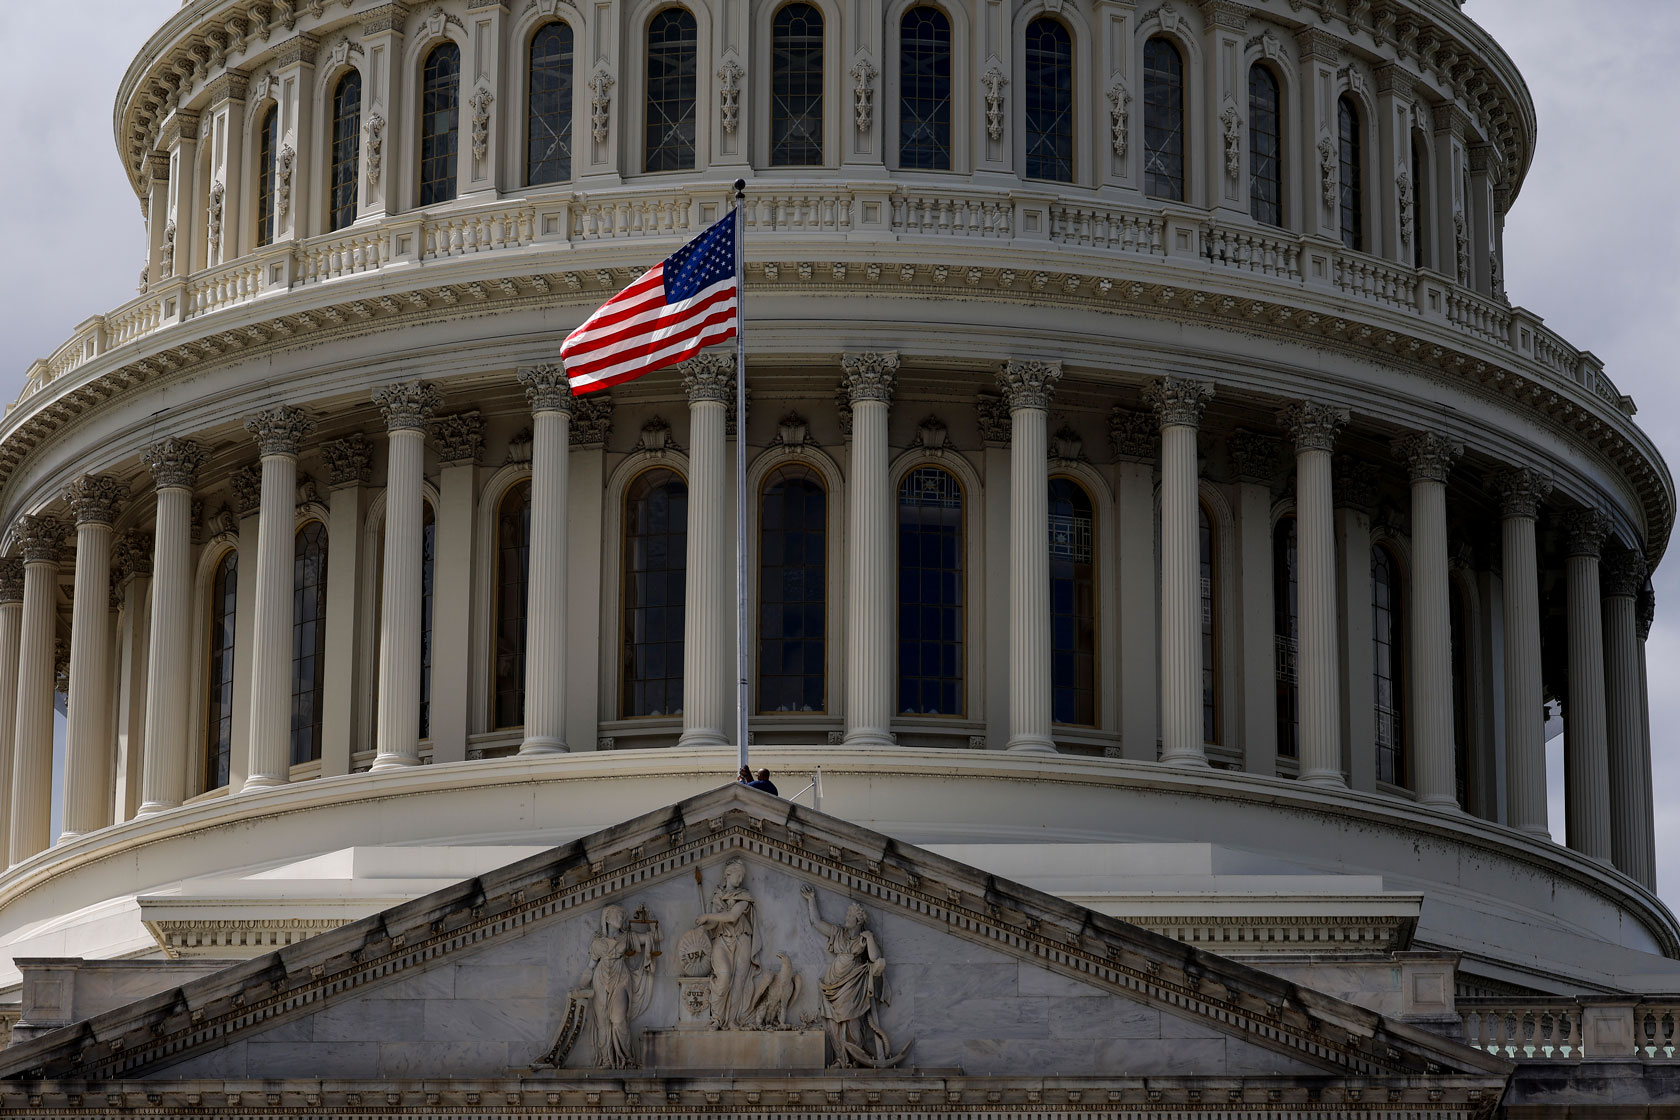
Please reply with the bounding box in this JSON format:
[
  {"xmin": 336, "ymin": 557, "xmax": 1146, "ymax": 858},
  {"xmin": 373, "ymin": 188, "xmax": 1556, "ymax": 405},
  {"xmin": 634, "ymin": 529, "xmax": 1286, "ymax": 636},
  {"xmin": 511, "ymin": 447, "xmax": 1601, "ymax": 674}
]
[
  {"xmin": 527, "ymin": 21, "xmax": 575, "ymax": 184},
  {"xmin": 759, "ymin": 463, "xmax": 827, "ymax": 712},
  {"xmin": 1248, "ymin": 63, "xmax": 1282, "ymax": 227},
  {"xmin": 1143, "ymin": 37, "xmax": 1184, "ymax": 200},
  {"xmin": 291, "ymin": 521, "xmax": 329, "ymax": 765},
  {"xmin": 897, "ymin": 465, "xmax": 964, "ymax": 716},
  {"xmin": 645, "ymin": 8, "xmax": 699, "ymax": 172},
  {"xmin": 203, "ymin": 550, "xmax": 238, "ymax": 791},
  {"xmin": 622, "ymin": 467, "xmax": 689, "ymax": 717},
  {"xmin": 1024, "ymin": 17, "xmax": 1073, "ymax": 183},
  {"xmin": 771, "ymin": 2, "xmax": 824, "ymax": 166},
  {"xmin": 328, "ymin": 71, "xmax": 361, "ymax": 232},
  {"xmin": 494, "ymin": 480, "xmax": 531, "ymax": 729},
  {"xmin": 1049, "ymin": 476, "xmax": 1095, "ymax": 726},
  {"xmin": 420, "ymin": 41, "xmax": 461, "ymax": 205},
  {"xmin": 256, "ymin": 105, "xmax": 278, "ymax": 246},
  {"xmin": 1338, "ymin": 93, "xmax": 1364, "ymax": 251},
  {"xmin": 899, "ymin": 6, "xmax": 952, "ymax": 170}
]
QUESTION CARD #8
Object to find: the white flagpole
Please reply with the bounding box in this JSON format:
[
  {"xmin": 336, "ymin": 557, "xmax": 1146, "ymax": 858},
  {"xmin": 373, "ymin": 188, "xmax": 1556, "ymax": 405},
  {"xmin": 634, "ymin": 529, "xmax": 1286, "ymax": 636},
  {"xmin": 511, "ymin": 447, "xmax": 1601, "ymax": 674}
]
[{"xmin": 732, "ymin": 179, "xmax": 749, "ymax": 776}]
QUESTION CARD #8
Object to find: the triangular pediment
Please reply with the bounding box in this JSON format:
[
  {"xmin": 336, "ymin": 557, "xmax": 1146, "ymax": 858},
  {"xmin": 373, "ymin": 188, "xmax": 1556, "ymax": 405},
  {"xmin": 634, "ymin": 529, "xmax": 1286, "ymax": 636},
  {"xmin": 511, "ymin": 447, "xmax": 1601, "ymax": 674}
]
[{"xmin": 0, "ymin": 786, "xmax": 1509, "ymax": 1089}]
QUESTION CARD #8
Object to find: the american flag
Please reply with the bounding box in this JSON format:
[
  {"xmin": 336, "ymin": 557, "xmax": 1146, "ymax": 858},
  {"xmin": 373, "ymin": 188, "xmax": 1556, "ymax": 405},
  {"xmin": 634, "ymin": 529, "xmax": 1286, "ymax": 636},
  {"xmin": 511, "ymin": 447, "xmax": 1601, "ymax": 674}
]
[{"xmin": 560, "ymin": 209, "xmax": 739, "ymax": 394}]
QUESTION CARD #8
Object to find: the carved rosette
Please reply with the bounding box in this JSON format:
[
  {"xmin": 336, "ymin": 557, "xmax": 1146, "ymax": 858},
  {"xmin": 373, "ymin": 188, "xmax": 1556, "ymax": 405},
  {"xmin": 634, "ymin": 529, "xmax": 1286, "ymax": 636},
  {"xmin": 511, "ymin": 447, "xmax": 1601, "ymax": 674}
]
[
  {"xmin": 1333, "ymin": 457, "xmax": 1380, "ymax": 514},
  {"xmin": 1601, "ymin": 549, "xmax": 1648, "ymax": 600},
  {"xmin": 433, "ymin": 411, "xmax": 486, "ymax": 467},
  {"xmin": 14, "ymin": 515, "xmax": 66, "ymax": 565},
  {"xmin": 115, "ymin": 530, "xmax": 155, "ymax": 582},
  {"xmin": 244, "ymin": 405, "xmax": 315, "ymax": 457},
  {"xmin": 1108, "ymin": 407, "xmax": 1155, "ymax": 462},
  {"xmin": 1488, "ymin": 467, "xmax": 1553, "ymax": 521},
  {"xmin": 1561, "ymin": 508, "xmax": 1610, "ymax": 559},
  {"xmin": 1392, "ymin": 431, "xmax": 1463, "ymax": 484},
  {"xmin": 1277, "ymin": 401, "xmax": 1349, "ymax": 454},
  {"xmin": 571, "ymin": 394, "xmax": 614, "ymax": 448},
  {"xmin": 0, "ymin": 558, "xmax": 22, "ymax": 604},
  {"xmin": 518, "ymin": 364, "xmax": 575, "ymax": 414},
  {"xmin": 142, "ymin": 437, "xmax": 205, "ymax": 491},
  {"xmin": 229, "ymin": 466, "xmax": 264, "ymax": 514},
  {"xmin": 1143, "ymin": 377, "xmax": 1215, "ymax": 430},
  {"xmin": 63, "ymin": 475, "xmax": 125, "ymax": 526},
  {"xmin": 1228, "ymin": 430, "xmax": 1281, "ymax": 485},
  {"xmin": 997, "ymin": 360, "xmax": 1063, "ymax": 413},
  {"xmin": 840, "ymin": 351, "xmax": 899, "ymax": 404},
  {"xmin": 321, "ymin": 434, "xmax": 374, "ymax": 488},
  {"xmin": 373, "ymin": 380, "xmax": 443, "ymax": 432}
]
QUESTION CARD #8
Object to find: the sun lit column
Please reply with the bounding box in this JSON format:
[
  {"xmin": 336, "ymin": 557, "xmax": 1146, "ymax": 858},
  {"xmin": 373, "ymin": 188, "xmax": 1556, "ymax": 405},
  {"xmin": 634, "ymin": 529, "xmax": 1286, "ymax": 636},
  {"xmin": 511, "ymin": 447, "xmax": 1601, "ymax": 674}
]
[
  {"xmin": 137, "ymin": 438, "xmax": 204, "ymax": 815},
  {"xmin": 9, "ymin": 516, "xmax": 64, "ymax": 864},
  {"xmin": 1562, "ymin": 507, "xmax": 1612, "ymax": 861},
  {"xmin": 678, "ymin": 354, "xmax": 735, "ymax": 748},
  {"xmin": 1145, "ymin": 377, "xmax": 1214, "ymax": 767},
  {"xmin": 0, "ymin": 560, "xmax": 24, "ymax": 864},
  {"xmin": 1601, "ymin": 547, "xmax": 1649, "ymax": 882},
  {"xmin": 517, "ymin": 365, "xmax": 574, "ymax": 756},
  {"xmin": 60, "ymin": 475, "xmax": 124, "ymax": 840},
  {"xmin": 999, "ymin": 359, "xmax": 1063, "ymax": 753},
  {"xmin": 842, "ymin": 352, "xmax": 899, "ymax": 747},
  {"xmin": 241, "ymin": 406, "xmax": 314, "ymax": 792},
  {"xmin": 371, "ymin": 381, "xmax": 441, "ymax": 771},
  {"xmin": 1635, "ymin": 588, "xmax": 1658, "ymax": 889},
  {"xmin": 1489, "ymin": 467, "xmax": 1552, "ymax": 839}
]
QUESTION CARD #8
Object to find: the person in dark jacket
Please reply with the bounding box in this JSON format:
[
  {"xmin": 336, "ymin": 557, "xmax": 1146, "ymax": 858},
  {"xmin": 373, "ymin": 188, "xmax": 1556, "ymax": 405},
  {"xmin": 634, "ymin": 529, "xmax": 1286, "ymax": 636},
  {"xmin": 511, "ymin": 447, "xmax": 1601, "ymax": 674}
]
[{"xmin": 744, "ymin": 768, "xmax": 779, "ymax": 796}]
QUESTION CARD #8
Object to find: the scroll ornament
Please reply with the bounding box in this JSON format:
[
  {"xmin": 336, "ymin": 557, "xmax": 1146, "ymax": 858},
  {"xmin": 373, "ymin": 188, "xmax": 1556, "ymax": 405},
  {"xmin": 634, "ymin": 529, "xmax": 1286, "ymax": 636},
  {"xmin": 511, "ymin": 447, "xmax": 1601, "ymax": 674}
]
[
  {"xmin": 850, "ymin": 56, "xmax": 877, "ymax": 134},
  {"xmin": 981, "ymin": 66, "xmax": 1008, "ymax": 142},
  {"xmin": 1108, "ymin": 82, "xmax": 1131, "ymax": 157},
  {"xmin": 589, "ymin": 69, "xmax": 615, "ymax": 144},
  {"xmin": 718, "ymin": 60, "xmax": 744, "ymax": 134}
]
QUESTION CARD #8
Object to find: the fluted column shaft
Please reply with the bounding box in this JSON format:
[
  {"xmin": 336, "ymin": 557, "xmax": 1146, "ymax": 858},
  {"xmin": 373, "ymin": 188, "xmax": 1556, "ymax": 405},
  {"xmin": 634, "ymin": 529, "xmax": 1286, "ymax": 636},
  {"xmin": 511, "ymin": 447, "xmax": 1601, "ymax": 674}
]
[
  {"xmin": 1392, "ymin": 433, "xmax": 1462, "ymax": 809},
  {"xmin": 1279, "ymin": 404, "xmax": 1350, "ymax": 786},
  {"xmin": 1563, "ymin": 510, "xmax": 1612, "ymax": 860},
  {"xmin": 1147, "ymin": 378, "xmax": 1214, "ymax": 766},
  {"xmin": 1636, "ymin": 592, "xmax": 1657, "ymax": 889},
  {"xmin": 518, "ymin": 367, "xmax": 573, "ymax": 755},
  {"xmin": 1602, "ymin": 550, "xmax": 1649, "ymax": 882},
  {"xmin": 1491, "ymin": 469, "xmax": 1551, "ymax": 838},
  {"xmin": 0, "ymin": 564, "xmax": 23, "ymax": 866},
  {"xmin": 61, "ymin": 476, "xmax": 124, "ymax": 838},
  {"xmin": 842, "ymin": 353, "xmax": 898, "ymax": 746},
  {"xmin": 138, "ymin": 440, "xmax": 203, "ymax": 814},
  {"xmin": 679, "ymin": 355, "xmax": 734, "ymax": 747},
  {"xmin": 243, "ymin": 407, "xmax": 313, "ymax": 791},
  {"xmin": 10, "ymin": 517, "xmax": 62, "ymax": 863},
  {"xmin": 1000, "ymin": 361, "xmax": 1063, "ymax": 753}
]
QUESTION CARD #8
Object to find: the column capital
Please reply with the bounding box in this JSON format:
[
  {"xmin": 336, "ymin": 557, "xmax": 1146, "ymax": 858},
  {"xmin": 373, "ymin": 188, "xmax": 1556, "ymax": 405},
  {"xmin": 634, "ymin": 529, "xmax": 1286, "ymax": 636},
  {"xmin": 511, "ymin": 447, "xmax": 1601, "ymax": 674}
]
[
  {"xmin": 1333, "ymin": 456, "xmax": 1380, "ymax": 513},
  {"xmin": 63, "ymin": 475, "xmax": 125, "ymax": 526},
  {"xmin": 373, "ymin": 380, "xmax": 443, "ymax": 432},
  {"xmin": 244, "ymin": 405, "xmax": 314, "ymax": 457},
  {"xmin": 1393, "ymin": 431, "xmax": 1463, "ymax": 483},
  {"xmin": 434, "ymin": 410, "xmax": 487, "ymax": 466},
  {"xmin": 1638, "ymin": 586, "xmax": 1656, "ymax": 641},
  {"xmin": 997, "ymin": 359, "xmax": 1063, "ymax": 412},
  {"xmin": 0, "ymin": 557, "xmax": 22, "ymax": 604},
  {"xmin": 13, "ymin": 515, "xmax": 65, "ymax": 564},
  {"xmin": 1229, "ymin": 430, "xmax": 1282, "ymax": 485},
  {"xmin": 680, "ymin": 353, "xmax": 737, "ymax": 405},
  {"xmin": 115, "ymin": 529, "xmax": 155, "ymax": 582},
  {"xmin": 517, "ymin": 364, "xmax": 575, "ymax": 414},
  {"xmin": 1108, "ymin": 406, "xmax": 1156, "ymax": 463},
  {"xmin": 840, "ymin": 351, "xmax": 899, "ymax": 403},
  {"xmin": 571, "ymin": 394, "xmax": 614, "ymax": 447},
  {"xmin": 1277, "ymin": 401, "xmax": 1350, "ymax": 453},
  {"xmin": 1489, "ymin": 466, "xmax": 1553, "ymax": 520},
  {"xmin": 1601, "ymin": 548, "xmax": 1647, "ymax": 599},
  {"xmin": 320, "ymin": 433, "xmax": 374, "ymax": 488},
  {"xmin": 142, "ymin": 437, "xmax": 206, "ymax": 490},
  {"xmin": 1143, "ymin": 377, "xmax": 1214, "ymax": 429},
  {"xmin": 1562, "ymin": 507, "xmax": 1611, "ymax": 558},
  {"xmin": 230, "ymin": 465, "xmax": 264, "ymax": 514}
]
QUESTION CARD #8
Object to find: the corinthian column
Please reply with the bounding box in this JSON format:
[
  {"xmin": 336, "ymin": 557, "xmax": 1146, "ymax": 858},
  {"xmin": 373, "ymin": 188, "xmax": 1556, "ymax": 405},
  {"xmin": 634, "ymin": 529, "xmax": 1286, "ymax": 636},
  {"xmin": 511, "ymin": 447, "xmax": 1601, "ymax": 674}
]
[
  {"xmin": 678, "ymin": 354, "xmax": 735, "ymax": 748},
  {"xmin": 1601, "ymin": 547, "xmax": 1650, "ymax": 881},
  {"xmin": 1561, "ymin": 508, "xmax": 1611, "ymax": 861},
  {"xmin": 138, "ymin": 438, "xmax": 204, "ymax": 814},
  {"xmin": 10, "ymin": 516, "xmax": 63, "ymax": 863},
  {"xmin": 60, "ymin": 475, "xmax": 124, "ymax": 840},
  {"xmin": 842, "ymin": 352, "xmax": 899, "ymax": 747},
  {"xmin": 516, "ymin": 366, "xmax": 573, "ymax": 755},
  {"xmin": 1000, "ymin": 360, "xmax": 1064, "ymax": 753},
  {"xmin": 1393, "ymin": 431, "xmax": 1462, "ymax": 808},
  {"xmin": 371, "ymin": 381, "xmax": 441, "ymax": 771},
  {"xmin": 0, "ymin": 561, "xmax": 24, "ymax": 865},
  {"xmin": 1636, "ymin": 590, "xmax": 1657, "ymax": 888},
  {"xmin": 242, "ymin": 406, "xmax": 314, "ymax": 791},
  {"xmin": 1145, "ymin": 377, "xmax": 1214, "ymax": 766},
  {"xmin": 1279, "ymin": 402, "xmax": 1350, "ymax": 786},
  {"xmin": 1489, "ymin": 467, "xmax": 1552, "ymax": 838}
]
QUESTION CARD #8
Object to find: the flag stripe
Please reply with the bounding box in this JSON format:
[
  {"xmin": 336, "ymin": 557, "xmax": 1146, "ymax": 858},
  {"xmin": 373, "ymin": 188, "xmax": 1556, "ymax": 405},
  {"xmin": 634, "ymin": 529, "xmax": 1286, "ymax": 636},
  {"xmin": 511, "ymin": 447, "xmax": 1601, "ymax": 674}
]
[
  {"xmin": 561, "ymin": 276, "xmax": 735, "ymax": 363},
  {"xmin": 562, "ymin": 284, "xmax": 737, "ymax": 377},
  {"xmin": 569, "ymin": 307, "xmax": 738, "ymax": 392}
]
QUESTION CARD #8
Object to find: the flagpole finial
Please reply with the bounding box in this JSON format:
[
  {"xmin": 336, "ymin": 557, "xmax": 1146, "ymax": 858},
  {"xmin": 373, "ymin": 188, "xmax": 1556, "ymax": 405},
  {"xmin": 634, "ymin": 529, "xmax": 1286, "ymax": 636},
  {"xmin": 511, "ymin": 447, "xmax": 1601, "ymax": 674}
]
[{"xmin": 733, "ymin": 178, "xmax": 746, "ymax": 200}]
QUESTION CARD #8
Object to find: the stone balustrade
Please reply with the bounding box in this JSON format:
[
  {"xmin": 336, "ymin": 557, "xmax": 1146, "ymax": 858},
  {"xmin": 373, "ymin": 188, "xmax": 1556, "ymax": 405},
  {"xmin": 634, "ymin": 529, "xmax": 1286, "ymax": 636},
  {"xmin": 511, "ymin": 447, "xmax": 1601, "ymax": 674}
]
[{"xmin": 1461, "ymin": 999, "xmax": 1680, "ymax": 1060}]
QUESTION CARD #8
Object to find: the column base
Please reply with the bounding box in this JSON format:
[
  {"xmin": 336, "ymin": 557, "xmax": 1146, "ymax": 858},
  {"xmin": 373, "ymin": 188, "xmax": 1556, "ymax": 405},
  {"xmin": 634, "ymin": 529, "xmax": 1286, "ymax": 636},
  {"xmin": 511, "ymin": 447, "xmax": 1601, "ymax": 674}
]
[
  {"xmin": 1298, "ymin": 769, "xmax": 1347, "ymax": 787},
  {"xmin": 1160, "ymin": 749, "xmax": 1211, "ymax": 768},
  {"xmin": 1516, "ymin": 824, "xmax": 1555, "ymax": 843},
  {"xmin": 370, "ymin": 753, "xmax": 422, "ymax": 772},
  {"xmin": 135, "ymin": 801, "xmax": 180, "ymax": 817},
  {"xmin": 518, "ymin": 737, "xmax": 569, "ymax": 756},
  {"xmin": 1418, "ymin": 795, "xmax": 1462, "ymax": 812},
  {"xmin": 56, "ymin": 829, "xmax": 84, "ymax": 844},
  {"xmin": 842, "ymin": 728, "xmax": 893, "ymax": 747},
  {"xmin": 239, "ymin": 775, "xmax": 289, "ymax": 793},
  {"xmin": 1006, "ymin": 735, "xmax": 1057, "ymax": 754},
  {"xmin": 677, "ymin": 729, "xmax": 728, "ymax": 748}
]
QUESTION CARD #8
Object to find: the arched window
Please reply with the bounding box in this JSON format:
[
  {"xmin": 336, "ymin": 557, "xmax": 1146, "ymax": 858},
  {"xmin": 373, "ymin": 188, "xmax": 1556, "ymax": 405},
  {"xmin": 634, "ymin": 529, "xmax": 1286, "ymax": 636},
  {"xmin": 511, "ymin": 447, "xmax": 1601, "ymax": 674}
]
[
  {"xmin": 329, "ymin": 71, "xmax": 362, "ymax": 232},
  {"xmin": 899, "ymin": 6, "xmax": 952, "ymax": 171},
  {"xmin": 204, "ymin": 551, "xmax": 238, "ymax": 792},
  {"xmin": 759, "ymin": 464, "xmax": 826, "ymax": 712},
  {"xmin": 623, "ymin": 468, "xmax": 689, "ymax": 717},
  {"xmin": 1049, "ymin": 477, "xmax": 1095, "ymax": 726},
  {"xmin": 494, "ymin": 480, "xmax": 531, "ymax": 729},
  {"xmin": 1024, "ymin": 17, "xmax": 1073, "ymax": 183},
  {"xmin": 771, "ymin": 3, "xmax": 824, "ymax": 167},
  {"xmin": 645, "ymin": 8, "xmax": 699, "ymax": 172},
  {"xmin": 1248, "ymin": 64, "xmax": 1282, "ymax": 227},
  {"xmin": 256, "ymin": 105, "xmax": 278, "ymax": 247},
  {"xmin": 1143, "ymin": 37, "xmax": 1185, "ymax": 200},
  {"xmin": 1372, "ymin": 544, "xmax": 1405, "ymax": 786},
  {"xmin": 1200, "ymin": 503, "xmax": 1217, "ymax": 743},
  {"xmin": 1273, "ymin": 517, "xmax": 1298, "ymax": 759},
  {"xmin": 419, "ymin": 504, "xmax": 436, "ymax": 739},
  {"xmin": 291, "ymin": 522, "xmax": 329, "ymax": 765},
  {"xmin": 1338, "ymin": 94, "xmax": 1363, "ymax": 251},
  {"xmin": 528, "ymin": 21, "xmax": 575, "ymax": 184},
  {"xmin": 897, "ymin": 465, "xmax": 964, "ymax": 716},
  {"xmin": 420, "ymin": 42, "xmax": 461, "ymax": 205},
  {"xmin": 1411, "ymin": 133, "xmax": 1430, "ymax": 269}
]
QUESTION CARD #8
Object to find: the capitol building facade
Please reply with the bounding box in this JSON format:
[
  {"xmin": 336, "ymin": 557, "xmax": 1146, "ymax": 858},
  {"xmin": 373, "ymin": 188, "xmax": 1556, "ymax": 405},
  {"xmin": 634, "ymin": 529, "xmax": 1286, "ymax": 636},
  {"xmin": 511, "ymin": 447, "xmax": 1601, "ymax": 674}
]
[{"xmin": 0, "ymin": 0, "xmax": 1671, "ymax": 1113}]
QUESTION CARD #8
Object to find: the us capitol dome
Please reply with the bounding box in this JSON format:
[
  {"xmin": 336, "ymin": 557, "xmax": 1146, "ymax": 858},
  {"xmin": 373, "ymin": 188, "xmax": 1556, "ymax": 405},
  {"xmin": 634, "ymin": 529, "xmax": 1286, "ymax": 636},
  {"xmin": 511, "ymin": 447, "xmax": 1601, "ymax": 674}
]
[{"xmin": 0, "ymin": 0, "xmax": 1671, "ymax": 1113}]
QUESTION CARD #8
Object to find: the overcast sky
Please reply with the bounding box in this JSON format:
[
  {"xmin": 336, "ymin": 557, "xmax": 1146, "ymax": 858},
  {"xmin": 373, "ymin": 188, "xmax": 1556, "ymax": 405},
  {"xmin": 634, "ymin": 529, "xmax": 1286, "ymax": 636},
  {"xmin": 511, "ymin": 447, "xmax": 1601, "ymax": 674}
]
[{"xmin": 0, "ymin": 2, "xmax": 1677, "ymax": 896}]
